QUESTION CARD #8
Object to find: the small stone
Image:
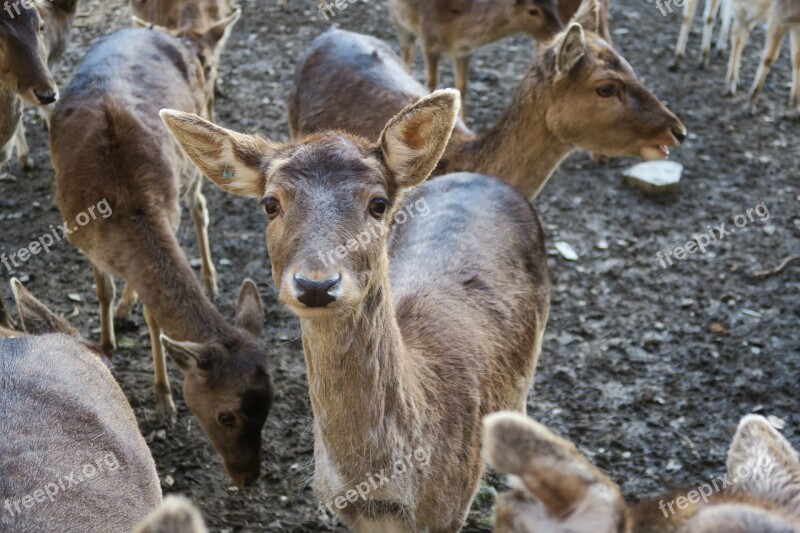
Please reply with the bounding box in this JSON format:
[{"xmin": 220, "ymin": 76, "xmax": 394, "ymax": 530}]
[
  {"xmin": 554, "ymin": 241, "xmax": 579, "ymax": 261},
  {"xmin": 161, "ymin": 475, "xmax": 174, "ymax": 489},
  {"xmin": 67, "ymin": 293, "xmax": 83, "ymax": 303},
  {"xmin": 623, "ymin": 161, "xmax": 683, "ymax": 196},
  {"xmin": 596, "ymin": 239, "xmax": 609, "ymax": 250}
]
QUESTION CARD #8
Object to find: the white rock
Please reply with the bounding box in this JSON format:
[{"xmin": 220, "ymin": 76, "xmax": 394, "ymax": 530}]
[
  {"xmin": 623, "ymin": 161, "xmax": 683, "ymax": 195},
  {"xmin": 554, "ymin": 241, "xmax": 579, "ymax": 261}
]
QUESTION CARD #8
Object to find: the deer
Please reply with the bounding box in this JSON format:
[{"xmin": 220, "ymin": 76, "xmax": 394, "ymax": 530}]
[
  {"xmin": 484, "ymin": 412, "xmax": 800, "ymax": 532},
  {"xmin": 557, "ymin": 0, "xmax": 611, "ymax": 41},
  {"xmin": 0, "ymin": 1, "xmax": 59, "ymax": 169},
  {"xmin": 161, "ymin": 89, "xmax": 551, "ymax": 532},
  {"xmin": 1, "ymin": 287, "xmax": 163, "ymax": 532},
  {"xmin": 746, "ymin": 0, "xmax": 800, "ymax": 115},
  {"xmin": 725, "ymin": 0, "xmax": 772, "ymax": 96},
  {"xmin": 673, "ymin": 0, "xmax": 732, "ymax": 68},
  {"xmin": 50, "ymin": 15, "xmax": 275, "ymax": 487},
  {"xmin": 288, "ymin": 0, "xmax": 687, "ymax": 200},
  {"xmin": 388, "ymin": 0, "xmax": 564, "ymax": 117}
]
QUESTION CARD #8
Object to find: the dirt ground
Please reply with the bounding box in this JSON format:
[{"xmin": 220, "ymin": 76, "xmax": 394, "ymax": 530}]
[{"xmin": 1, "ymin": 0, "xmax": 798, "ymax": 531}]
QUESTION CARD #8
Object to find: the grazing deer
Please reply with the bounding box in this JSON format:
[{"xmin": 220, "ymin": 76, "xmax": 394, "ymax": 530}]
[
  {"xmin": 674, "ymin": 0, "xmax": 732, "ymax": 67},
  {"xmin": 50, "ymin": 20, "xmax": 275, "ymax": 487},
  {"xmin": 725, "ymin": 0, "xmax": 772, "ymax": 96},
  {"xmin": 484, "ymin": 412, "xmax": 800, "ymax": 532},
  {"xmin": 161, "ymin": 89, "xmax": 551, "ymax": 531},
  {"xmin": 747, "ymin": 0, "xmax": 800, "ymax": 115},
  {"xmin": 134, "ymin": 496, "xmax": 208, "ymax": 533},
  {"xmin": 1, "ymin": 306, "xmax": 162, "ymax": 531},
  {"xmin": 289, "ymin": 0, "xmax": 686, "ymax": 200},
  {"xmin": 388, "ymin": 0, "xmax": 564, "ymax": 117},
  {"xmin": 0, "ymin": 2, "xmax": 59, "ymax": 169}
]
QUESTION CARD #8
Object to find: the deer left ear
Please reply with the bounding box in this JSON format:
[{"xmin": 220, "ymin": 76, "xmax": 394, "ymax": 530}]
[
  {"xmin": 378, "ymin": 89, "xmax": 460, "ymax": 190},
  {"xmin": 160, "ymin": 109, "xmax": 279, "ymax": 198}
]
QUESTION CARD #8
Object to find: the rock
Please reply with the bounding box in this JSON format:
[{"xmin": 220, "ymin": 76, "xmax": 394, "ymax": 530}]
[
  {"xmin": 623, "ymin": 161, "xmax": 683, "ymax": 195},
  {"xmin": 554, "ymin": 241, "xmax": 579, "ymax": 261}
]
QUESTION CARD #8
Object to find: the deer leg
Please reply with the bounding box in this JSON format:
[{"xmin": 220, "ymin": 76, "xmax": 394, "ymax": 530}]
[
  {"xmin": 188, "ymin": 176, "xmax": 218, "ymax": 299},
  {"xmin": 14, "ymin": 120, "xmax": 33, "ymax": 170},
  {"xmin": 114, "ymin": 282, "xmax": 139, "ymax": 322},
  {"xmin": 454, "ymin": 55, "xmax": 471, "ymax": 119},
  {"xmin": 675, "ymin": 0, "xmax": 701, "ymax": 59},
  {"xmin": 790, "ymin": 30, "xmax": 800, "ymax": 115},
  {"xmin": 716, "ymin": 0, "xmax": 732, "ymax": 52},
  {"xmin": 93, "ymin": 266, "xmax": 116, "ymax": 356},
  {"xmin": 144, "ymin": 305, "xmax": 176, "ymax": 427},
  {"xmin": 700, "ymin": 0, "xmax": 721, "ymax": 68},
  {"xmin": 726, "ymin": 22, "xmax": 749, "ymax": 95},
  {"xmin": 394, "ymin": 20, "xmax": 417, "ymax": 71},
  {"xmin": 424, "ymin": 49, "xmax": 440, "ymax": 93},
  {"xmin": 748, "ymin": 17, "xmax": 785, "ymax": 114}
]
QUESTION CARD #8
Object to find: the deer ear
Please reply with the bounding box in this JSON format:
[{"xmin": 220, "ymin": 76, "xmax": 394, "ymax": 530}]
[
  {"xmin": 483, "ymin": 412, "xmax": 627, "ymax": 533},
  {"xmin": 10, "ymin": 279, "xmax": 79, "ymax": 337},
  {"xmin": 133, "ymin": 495, "xmax": 208, "ymax": 533},
  {"xmin": 572, "ymin": 0, "xmax": 600, "ymax": 32},
  {"xmin": 378, "ymin": 89, "xmax": 460, "ymax": 189},
  {"xmin": 160, "ymin": 109, "xmax": 278, "ymax": 198},
  {"xmin": 162, "ymin": 336, "xmax": 211, "ymax": 380},
  {"xmin": 556, "ymin": 23, "xmax": 586, "ymax": 76},
  {"xmin": 0, "ymin": 291, "xmax": 14, "ymax": 329},
  {"xmin": 726, "ymin": 415, "xmax": 800, "ymax": 521},
  {"xmin": 235, "ymin": 279, "xmax": 264, "ymax": 337}
]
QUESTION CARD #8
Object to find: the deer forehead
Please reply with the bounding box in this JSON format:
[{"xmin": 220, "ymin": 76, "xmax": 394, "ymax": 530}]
[{"xmin": 265, "ymin": 135, "xmax": 387, "ymax": 197}]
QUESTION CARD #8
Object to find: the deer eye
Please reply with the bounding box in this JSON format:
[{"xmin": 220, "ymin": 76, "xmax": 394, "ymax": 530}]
[
  {"xmin": 596, "ymin": 83, "xmax": 618, "ymax": 98},
  {"xmin": 260, "ymin": 196, "xmax": 281, "ymax": 221},
  {"xmin": 368, "ymin": 197, "xmax": 389, "ymax": 219},
  {"xmin": 528, "ymin": 7, "xmax": 541, "ymax": 16},
  {"xmin": 218, "ymin": 412, "xmax": 236, "ymax": 427}
]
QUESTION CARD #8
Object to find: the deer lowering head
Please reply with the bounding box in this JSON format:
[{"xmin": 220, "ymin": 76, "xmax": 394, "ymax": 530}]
[
  {"xmin": 484, "ymin": 412, "xmax": 800, "ymax": 532},
  {"xmin": 0, "ymin": 1, "xmax": 58, "ymax": 105}
]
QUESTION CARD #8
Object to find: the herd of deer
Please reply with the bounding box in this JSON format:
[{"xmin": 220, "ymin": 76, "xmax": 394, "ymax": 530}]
[{"xmin": 0, "ymin": 0, "xmax": 796, "ymax": 531}]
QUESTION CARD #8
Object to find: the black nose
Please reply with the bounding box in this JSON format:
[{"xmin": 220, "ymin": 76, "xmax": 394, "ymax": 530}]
[
  {"xmin": 672, "ymin": 128, "xmax": 687, "ymax": 144},
  {"xmin": 34, "ymin": 89, "xmax": 57, "ymax": 105},
  {"xmin": 294, "ymin": 275, "xmax": 341, "ymax": 308}
]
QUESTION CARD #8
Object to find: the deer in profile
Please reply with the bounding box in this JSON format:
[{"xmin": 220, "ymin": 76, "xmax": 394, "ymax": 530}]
[
  {"xmin": 0, "ymin": 2, "xmax": 59, "ymax": 169},
  {"xmin": 746, "ymin": 0, "xmax": 800, "ymax": 115},
  {"xmin": 289, "ymin": 0, "xmax": 686, "ymax": 200},
  {"xmin": 484, "ymin": 412, "xmax": 800, "ymax": 532},
  {"xmin": 673, "ymin": 0, "xmax": 732, "ymax": 68},
  {"xmin": 1, "ymin": 281, "xmax": 163, "ymax": 532},
  {"xmin": 50, "ymin": 12, "xmax": 274, "ymax": 487},
  {"xmin": 161, "ymin": 89, "xmax": 550, "ymax": 531},
  {"xmin": 388, "ymin": 0, "xmax": 564, "ymax": 117}
]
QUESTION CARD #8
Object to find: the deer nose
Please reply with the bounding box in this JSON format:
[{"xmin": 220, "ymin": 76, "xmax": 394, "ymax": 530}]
[
  {"xmin": 33, "ymin": 88, "xmax": 58, "ymax": 105},
  {"xmin": 294, "ymin": 275, "xmax": 342, "ymax": 308},
  {"xmin": 672, "ymin": 127, "xmax": 687, "ymax": 144}
]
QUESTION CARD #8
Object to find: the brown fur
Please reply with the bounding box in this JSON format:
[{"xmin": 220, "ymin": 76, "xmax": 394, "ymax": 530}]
[
  {"xmin": 389, "ymin": 0, "xmax": 564, "ymax": 116},
  {"xmin": 484, "ymin": 412, "xmax": 800, "ymax": 532},
  {"xmin": 288, "ymin": 0, "xmax": 686, "ymax": 200},
  {"xmin": 50, "ymin": 20, "xmax": 274, "ymax": 488},
  {"xmin": 558, "ymin": 0, "xmax": 611, "ymax": 41},
  {"xmin": 160, "ymin": 89, "xmax": 551, "ymax": 531},
  {"xmin": 130, "ymin": 0, "xmax": 235, "ymax": 31}
]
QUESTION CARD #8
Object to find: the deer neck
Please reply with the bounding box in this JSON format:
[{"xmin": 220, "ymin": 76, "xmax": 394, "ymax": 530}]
[
  {"xmin": 299, "ymin": 261, "xmax": 424, "ymax": 471},
  {"xmin": 443, "ymin": 69, "xmax": 574, "ymax": 199}
]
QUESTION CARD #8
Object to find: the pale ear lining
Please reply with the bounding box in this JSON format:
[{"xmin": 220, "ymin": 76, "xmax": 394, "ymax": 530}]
[
  {"xmin": 557, "ymin": 23, "xmax": 587, "ymax": 76},
  {"xmin": 159, "ymin": 109, "xmax": 270, "ymax": 198},
  {"xmin": 161, "ymin": 336, "xmax": 211, "ymax": 378},
  {"xmin": 10, "ymin": 278, "xmax": 78, "ymax": 337},
  {"xmin": 378, "ymin": 89, "xmax": 460, "ymax": 189},
  {"xmin": 572, "ymin": 0, "xmax": 600, "ymax": 32}
]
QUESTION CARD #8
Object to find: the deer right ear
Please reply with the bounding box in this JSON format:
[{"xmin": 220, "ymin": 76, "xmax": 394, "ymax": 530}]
[
  {"xmin": 235, "ymin": 279, "xmax": 264, "ymax": 338},
  {"xmin": 556, "ymin": 23, "xmax": 586, "ymax": 77},
  {"xmin": 571, "ymin": 0, "xmax": 600, "ymax": 32},
  {"xmin": 378, "ymin": 89, "xmax": 460, "ymax": 190},
  {"xmin": 162, "ymin": 336, "xmax": 211, "ymax": 380},
  {"xmin": 160, "ymin": 109, "xmax": 277, "ymax": 198},
  {"xmin": 10, "ymin": 279, "xmax": 80, "ymax": 337},
  {"xmin": 133, "ymin": 495, "xmax": 208, "ymax": 533},
  {"xmin": 726, "ymin": 415, "xmax": 800, "ymax": 520},
  {"xmin": 483, "ymin": 412, "xmax": 628, "ymax": 532}
]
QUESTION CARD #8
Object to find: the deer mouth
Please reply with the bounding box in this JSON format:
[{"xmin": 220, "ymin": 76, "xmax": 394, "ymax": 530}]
[{"xmin": 641, "ymin": 144, "xmax": 671, "ymax": 161}]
